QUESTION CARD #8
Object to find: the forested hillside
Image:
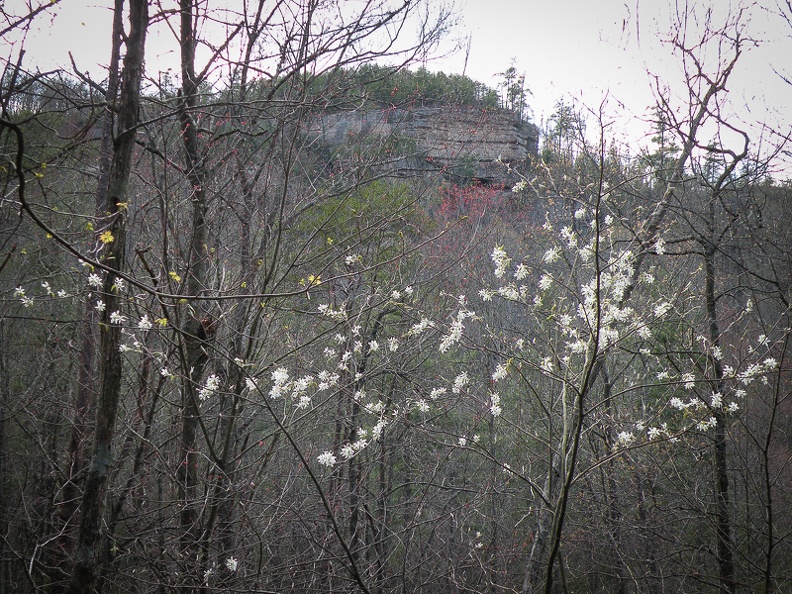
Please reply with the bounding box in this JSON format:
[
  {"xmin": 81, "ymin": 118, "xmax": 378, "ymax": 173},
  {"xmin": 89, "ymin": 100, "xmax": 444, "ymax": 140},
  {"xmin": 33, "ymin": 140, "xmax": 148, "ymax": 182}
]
[{"xmin": 1, "ymin": 1, "xmax": 791, "ymax": 594}]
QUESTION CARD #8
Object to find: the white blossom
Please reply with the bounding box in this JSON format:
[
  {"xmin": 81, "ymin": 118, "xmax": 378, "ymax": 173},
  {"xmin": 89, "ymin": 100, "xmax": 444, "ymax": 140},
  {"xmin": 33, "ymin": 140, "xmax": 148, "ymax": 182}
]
[
  {"xmin": 543, "ymin": 246, "xmax": 561, "ymax": 264},
  {"xmin": 198, "ymin": 374, "xmax": 221, "ymax": 401},
  {"xmin": 317, "ymin": 451, "xmax": 337, "ymax": 467},
  {"xmin": 654, "ymin": 302, "xmax": 672, "ymax": 317},
  {"xmin": 439, "ymin": 316, "xmax": 464, "ymax": 353},
  {"xmin": 492, "ymin": 363, "xmax": 508, "ymax": 382},
  {"xmin": 371, "ymin": 420, "xmax": 387, "ymax": 439},
  {"xmin": 710, "ymin": 392, "xmax": 723, "ymax": 409},
  {"xmin": 109, "ymin": 311, "xmax": 126, "ymax": 325},
  {"xmin": 429, "ymin": 387, "xmax": 447, "ymax": 400},
  {"xmin": 452, "ymin": 372, "xmax": 469, "ymax": 394},
  {"xmin": 512, "ymin": 179, "xmax": 528, "ymax": 192},
  {"xmin": 669, "ymin": 397, "xmax": 685, "ymax": 410},
  {"xmin": 491, "ymin": 246, "xmax": 511, "ymax": 278},
  {"xmin": 489, "ymin": 392, "xmax": 502, "ymax": 417},
  {"xmin": 616, "ymin": 431, "xmax": 635, "ymax": 447},
  {"xmin": 410, "ymin": 317, "xmax": 434, "ymax": 335}
]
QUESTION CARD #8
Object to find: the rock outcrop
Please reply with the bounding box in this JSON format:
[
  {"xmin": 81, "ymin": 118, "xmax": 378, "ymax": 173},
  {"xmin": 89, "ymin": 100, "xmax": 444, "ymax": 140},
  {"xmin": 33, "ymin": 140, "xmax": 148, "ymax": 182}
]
[{"xmin": 308, "ymin": 105, "xmax": 539, "ymax": 184}]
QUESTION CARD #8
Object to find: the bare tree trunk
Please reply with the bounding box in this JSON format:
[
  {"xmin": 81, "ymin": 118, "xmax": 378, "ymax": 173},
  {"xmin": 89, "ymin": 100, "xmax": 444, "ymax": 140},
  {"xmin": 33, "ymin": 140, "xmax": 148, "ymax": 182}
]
[
  {"xmin": 65, "ymin": 1, "xmax": 148, "ymax": 592},
  {"xmin": 704, "ymin": 247, "xmax": 736, "ymax": 594},
  {"xmin": 60, "ymin": 0, "xmax": 124, "ymax": 571},
  {"xmin": 0, "ymin": 321, "xmax": 9, "ymax": 594},
  {"xmin": 176, "ymin": 0, "xmax": 211, "ymax": 582}
]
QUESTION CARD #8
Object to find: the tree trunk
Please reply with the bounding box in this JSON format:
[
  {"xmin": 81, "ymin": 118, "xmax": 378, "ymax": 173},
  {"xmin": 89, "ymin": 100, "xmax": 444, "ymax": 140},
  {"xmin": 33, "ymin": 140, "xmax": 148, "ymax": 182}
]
[
  {"xmin": 65, "ymin": 1, "xmax": 148, "ymax": 592},
  {"xmin": 704, "ymin": 247, "xmax": 736, "ymax": 594},
  {"xmin": 176, "ymin": 1, "xmax": 211, "ymax": 584}
]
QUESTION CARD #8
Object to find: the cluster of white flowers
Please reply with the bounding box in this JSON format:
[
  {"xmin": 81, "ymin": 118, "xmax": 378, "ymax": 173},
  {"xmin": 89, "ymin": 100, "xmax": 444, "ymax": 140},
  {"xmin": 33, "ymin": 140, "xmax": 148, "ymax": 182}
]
[
  {"xmin": 654, "ymin": 302, "xmax": 672, "ymax": 318},
  {"xmin": 491, "ymin": 246, "xmax": 511, "ymax": 279},
  {"xmin": 734, "ymin": 357, "xmax": 778, "ymax": 386},
  {"xmin": 317, "ymin": 451, "xmax": 337, "ymax": 467},
  {"xmin": 430, "ymin": 387, "xmax": 447, "ymax": 399},
  {"xmin": 225, "ymin": 557, "xmax": 238, "ymax": 572},
  {"xmin": 489, "ymin": 392, "xmax": 502, "ymax": 417},
  {"xmin": 616, "ymin": 431, "xmax": 635, "ymax": 448},
  {"xmin": 512, "ymin": 179, "xmax": 528, "ymax": 193},
  {"xmin": 543, "ymin": 246, "xmax": 562, "ymax": 264},
  {"xmin": 697, "ymin": 416, "xmax": 718, "ymax": 431},
  {"xmin": 492, "ymin": 362, "xmax": 508, "ymax": 382},
  {"xmin": 109, "ymin": 311, "xmax": 127, "ymax": 325},
  {"xmin": 438, "ymin": 308, "xmax": 475, "ymax": 353},
  {"xmin": 317, "ymin": 303, "xmax": 346, "ymax": 321},
  {"xmin": 269, "ymin": 367, "xmax": 290, "ymax": 398},
  {"xmin": 13, "ymin": 285, "xmax": 35, "ymax": 307},
  {"xmin": 323, "ymin": 415, "xmax": 389, "ymax": 465},
  {"xmin": 138, "ymin": 315, "xmax": 153, "ymax": 331},
  {"xmin": 452, "ymin": 372, "xmax": 469, "ymax": 394},
  {"xmin": 198, "ymin": 374, "xmax": 221, "ymax": 401},
  {"xmin": 410, "ymin": 317, "xmax": 435, "ymax": 335},
  {"xmin": 560, "ymin": 226, "xmax": 577, "ymax": 250},
  {"xmin": 538, "ymin": 274, "xmax": 553, "ymax": 291},
  {"xmin": 647, "ymin": 424, "xmax": 670, "ymax": 441}
]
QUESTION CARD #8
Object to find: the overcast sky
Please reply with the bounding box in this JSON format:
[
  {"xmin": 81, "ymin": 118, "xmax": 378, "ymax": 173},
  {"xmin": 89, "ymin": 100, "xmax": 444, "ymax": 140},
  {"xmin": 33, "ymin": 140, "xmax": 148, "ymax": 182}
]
[
  {"xmin": 436, "ymin": 0, "xmax": 792, "ymax": 163},
  {"xmin": 10, "ymin": 0, "xmax": 792, "ymax": 172}
]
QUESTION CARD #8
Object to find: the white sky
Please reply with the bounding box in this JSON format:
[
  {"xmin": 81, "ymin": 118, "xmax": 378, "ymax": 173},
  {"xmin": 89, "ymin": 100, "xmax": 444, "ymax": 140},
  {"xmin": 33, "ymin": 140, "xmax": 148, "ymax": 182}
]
[
  {"xmin": 7, "ymin": 0, "xmax": 792, "ymax": 174},
  {"xmin": 435, "ymin": 0, "xmax": 792, "ymax": 167}
]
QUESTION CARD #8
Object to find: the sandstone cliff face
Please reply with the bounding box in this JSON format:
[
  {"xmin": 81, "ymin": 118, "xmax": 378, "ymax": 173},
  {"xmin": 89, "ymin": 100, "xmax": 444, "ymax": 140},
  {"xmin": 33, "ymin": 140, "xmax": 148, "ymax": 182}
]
[{"xmin": 308, "ymin": 105, "xmax": 539, "ymax": 183}]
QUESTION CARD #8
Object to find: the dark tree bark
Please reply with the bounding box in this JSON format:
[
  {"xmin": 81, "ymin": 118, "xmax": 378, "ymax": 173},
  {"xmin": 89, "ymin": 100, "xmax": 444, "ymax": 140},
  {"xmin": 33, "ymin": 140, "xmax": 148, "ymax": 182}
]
[
  {"xmin": 64, "ymin": 1, "xmax": 148, "ymax": 592},
  {"xmin": 175, "ymin": 0, "xmax": 212, "ymax": 581}
]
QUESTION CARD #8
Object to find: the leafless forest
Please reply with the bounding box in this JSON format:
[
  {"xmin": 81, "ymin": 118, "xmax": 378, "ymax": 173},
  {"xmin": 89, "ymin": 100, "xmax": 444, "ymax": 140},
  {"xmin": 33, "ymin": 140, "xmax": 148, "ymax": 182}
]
[{"xmin": 2, "ymin": 1, "xmax": 792, "ymax": 593}]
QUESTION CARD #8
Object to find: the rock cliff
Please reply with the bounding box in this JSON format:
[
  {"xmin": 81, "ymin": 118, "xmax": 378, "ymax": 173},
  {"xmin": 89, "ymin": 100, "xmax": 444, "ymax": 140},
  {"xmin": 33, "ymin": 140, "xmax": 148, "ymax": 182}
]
[{"xmin": 308, "ymin": 105, "xmax": 539, "ymax": 184}]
